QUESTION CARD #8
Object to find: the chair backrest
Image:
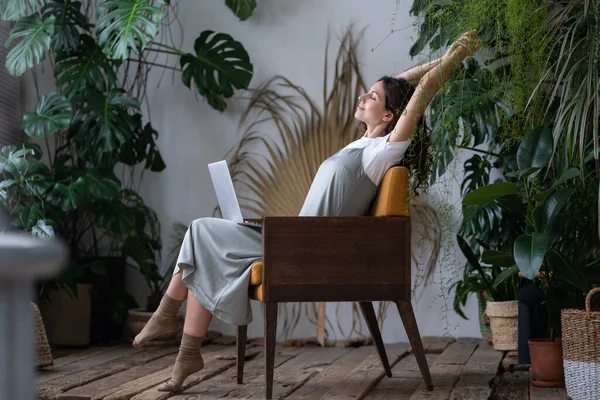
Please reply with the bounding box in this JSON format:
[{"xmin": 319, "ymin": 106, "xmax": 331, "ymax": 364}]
[{"xmin": 370, "ymin": 166, "xmax": 410, "ymax": 217}]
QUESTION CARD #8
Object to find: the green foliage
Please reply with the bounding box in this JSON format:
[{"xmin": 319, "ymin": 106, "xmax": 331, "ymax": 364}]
[
  {"xmin": 180, "ymin": 31, "xmax": 253, "ymax": 112},
  {"xmin": 410, "ymin": 0, "xmax": 600, "ymax": 335},
  {"xmin": 22, "ymin": 92, "xmax": 73, "ymax": 138},
  {"xmin": 0, "ymin": 0, "xmax": 258, "ymax": 305},
  {"xmin": 5, "ymin": 12, "xmax": 54, "ymax": 76},
  {"xmin": 96, "ymin": 0, "xmax": 163, "ymax": 60},
  {"xmin": 225, "ymin": 0, "xmax": 256, "ymax": 21}
]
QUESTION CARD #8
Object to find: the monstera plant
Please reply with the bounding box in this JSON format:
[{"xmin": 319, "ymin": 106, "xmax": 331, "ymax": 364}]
[{"xmin": 0, "ymin": 0, "xmax": 256, "ymax": 340}]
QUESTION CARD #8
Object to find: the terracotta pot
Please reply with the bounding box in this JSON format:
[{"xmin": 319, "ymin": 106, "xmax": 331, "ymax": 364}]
[
  {"xmin": 529, "ymin": 338, "xmax": 565, "ymax": 388},
  {"xmin": 127, "ymin": 308, "xmax": 184, "ymax": 341}
]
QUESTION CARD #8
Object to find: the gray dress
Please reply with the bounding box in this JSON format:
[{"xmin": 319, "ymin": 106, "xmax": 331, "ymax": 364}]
[{"xmin": 174, "ymin": 140, "xmax": 402, "ymax": 325}]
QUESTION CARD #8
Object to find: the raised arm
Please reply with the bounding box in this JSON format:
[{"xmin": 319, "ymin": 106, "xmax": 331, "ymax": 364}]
[
  {"xmin": 395, "ymin": 57, "xmax": 443, "ymax": 87},
  {"xmin": 389, "ymin": 30, "xmax": 481, "ymax": 143}
]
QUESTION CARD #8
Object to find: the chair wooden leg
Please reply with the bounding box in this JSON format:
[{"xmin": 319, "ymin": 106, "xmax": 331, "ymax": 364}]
[
  {"xmin": 359, "ymin": 302, "xmax": 392, "ymax": 377},
  {"xmin": 396, "ymin": 300, "xmax": 434, "ymax": 391},
  {"xmin": 236, "ymin": 325, "xmax": 247, "ymax": 384},
  {"xmin": 264, "ymin": 303, "xmax": 278, "ymax": 399}
]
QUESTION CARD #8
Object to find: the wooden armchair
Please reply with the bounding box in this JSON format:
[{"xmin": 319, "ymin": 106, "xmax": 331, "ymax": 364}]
[{"xmin": 236, "ymin": 166, "xmax": 434, "ymax": 398}]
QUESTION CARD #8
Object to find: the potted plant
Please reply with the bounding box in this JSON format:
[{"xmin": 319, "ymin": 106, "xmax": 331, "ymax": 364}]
[
  {"xmin": 0, "ymin": 0, "xmax": 256, "ymax": 344},
  {"xmin": 462, "ymin": 126, "xmax": 600, "ymax": 386}
]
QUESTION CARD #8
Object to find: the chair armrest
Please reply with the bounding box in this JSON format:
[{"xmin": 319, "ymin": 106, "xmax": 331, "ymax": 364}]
[{"xmin": 261, "ymin": 216, "xmax": 411, "ymax": 302}]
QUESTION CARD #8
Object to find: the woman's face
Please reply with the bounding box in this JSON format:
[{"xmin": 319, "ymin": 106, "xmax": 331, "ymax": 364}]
[{"xmin": 354, "ymin": 80, "xmax": 393, "ymax": 129}]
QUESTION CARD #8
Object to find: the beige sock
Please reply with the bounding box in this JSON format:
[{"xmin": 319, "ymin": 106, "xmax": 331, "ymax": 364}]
[
  {"xmin": 132, "ymin": 294, "xmax": 183, "ymax": 348},
  {"xmin": 157, "ymin": 334, "xmax": 205, "ymax": 392}
]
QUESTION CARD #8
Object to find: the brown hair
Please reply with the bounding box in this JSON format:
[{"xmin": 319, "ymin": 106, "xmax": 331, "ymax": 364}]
[{"xmin": 359, "ymin": 76, "xmax": 431, "ymax": 192}]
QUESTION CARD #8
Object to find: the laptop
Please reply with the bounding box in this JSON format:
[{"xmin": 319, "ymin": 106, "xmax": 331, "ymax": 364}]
[{"xmin": 207, "ymin": 160, "xmax": 262, "ymax": 231}]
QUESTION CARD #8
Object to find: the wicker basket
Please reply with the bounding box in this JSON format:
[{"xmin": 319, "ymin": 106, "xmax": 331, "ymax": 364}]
[
  {"xmin": 32, "ymin": 303, "xmax": 53, "ymax": 368},
  {"xmin": 561, "ymin": 288, "xmax": 600, "ymax": 400},
  {"xmin": 486, "ymin": 300, "xmax": 518, "ymax": 351}
]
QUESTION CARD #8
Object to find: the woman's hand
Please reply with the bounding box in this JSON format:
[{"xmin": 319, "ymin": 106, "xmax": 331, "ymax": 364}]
[{"xmin": 444, "ymin": 30, "xmax": 481, "ymax": 59}]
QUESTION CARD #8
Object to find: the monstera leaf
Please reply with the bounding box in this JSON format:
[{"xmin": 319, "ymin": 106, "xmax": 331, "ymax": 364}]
[
  {"xmin": 180, "ymin": 30, "xmax": 253, "ymax": 111},
  {"xmin": 0, "ymin": 0, "xmax": 46, "ymax": 20},
  {"xmin": 461, "ymin": 154, "xmax": 490, "ymax": 195},
  {"xmin": 22, "ymin": 92, "xmax": 73, "ymax": 138},
  {"xmin": 42, "ymin": 0, "xmax": 87, "ymax": 52},
  {"xmin": 96, "ymin": 0, "xmax": 164, "ymax": 60},
  {"xmin": 55, "ymin": 34, "xmax": 119, "ymax": 98},
  {"xmin": 73, "ymin": 89, "xmax": 139, "ymax": 152},
  {"xmin": 225, "ymin": 0, "xmax": 256, "ymax": 20},
  {"xmin": 5, "ymin": 13, "xmax": 55, "ymax": 76}
]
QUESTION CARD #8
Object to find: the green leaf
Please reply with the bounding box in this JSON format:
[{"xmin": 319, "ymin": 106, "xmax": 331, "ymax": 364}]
[
  {"xmin": 83, "ymin": 168, "xmax": 120, "ymax": 199},
  {"xmin": 42, "ymin": 0, "xmax": 87, "ymax": 52},
  {"xmin": 493, "ymin": 265, "xmax": 519, "ymax": 289},
  {"xmin": 0, "ymin": 0, "xmax": 46, "ymax": 20},
  {"xmin": 456, "ymin": 234, "xmax": 496, "ymax": 298},
  {"xmin": 73, "ymin": 89, "xmax": 139, "ymax": 152},
  {"xmin": 55, "ymin": 34, "xmax": 119, "ymax": 98},
  {"xmin": 514, "ymin": 233, "xmax": 548, "ymax": 280},
  {"xmin": 518, "ymin": 167, "xmax": 540, "ymax": 179},
  {"xmin": 546, "ymin": 249, "xmax": 588, "ymax": 292},
  {"xmin": 50, "ymin": 179, "xmax": 86, "ymax": 210},
  {"xmin": 461, "ymin": 154, "xmax": 490, "ymax": 195},
  {"xmin": 462, "ymin": 182, "xmax": 520, "ymax": 206},
  {"xmin": 482, "ymin": 250, "xmax": 515, "ymax": 267},
  {"xmin": 224, "ymin": 0, "xmax": 256, "ymax": 21},
  {"xmin": 552, "ymin": 167, "xmax": 579, "ymax": 188},
  {"xmin": 516, "ymin": 126, "xmax": 553, "ymax": 175},
  {"xmin": 22, "ymin": 92, "xmax": 73, "ymax": 138},
  {"xmin": 96, "ymin": 0, "xmax": 163, "ymax": 60},
  {"xmin": 0, "ymin": 146, "xmax": 34, "ymax": 178},
  {"xmin": 31, "ymin": 219, "xmax": 54, "ymax": 238},
  {"xmin": 5, "ymin": 12, "xmax": 55, "ymax": 76},
  {"xmin": 544, "ymin": 188, "xmax": 572, "ymax": 227},
  {"xmin": 0, "ymin": 179, "xmax": 17, "ymax": 189},
  {"xmin": 180, "ymin": 30, "xmax": 253, "ymax": 112}
]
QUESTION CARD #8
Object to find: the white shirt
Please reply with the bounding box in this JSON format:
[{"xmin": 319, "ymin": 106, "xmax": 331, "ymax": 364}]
[{"xmin": 344, "ymin": 133, "xmax": 411, "ymax": 185}]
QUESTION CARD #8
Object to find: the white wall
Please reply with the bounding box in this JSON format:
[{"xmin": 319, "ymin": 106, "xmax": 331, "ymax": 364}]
[
  {"xmin": 23, "ymin": 0, "xmax": 482, "ymax": 343},
  {"xmin": 130, "ymin": 0, "xmax": 482, "ymax": 343}
]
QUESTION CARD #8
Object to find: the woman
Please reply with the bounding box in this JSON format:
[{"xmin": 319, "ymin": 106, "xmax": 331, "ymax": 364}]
[{"xmin": 133, "ymin": 30, "xmax": 481, "ymax": 392}]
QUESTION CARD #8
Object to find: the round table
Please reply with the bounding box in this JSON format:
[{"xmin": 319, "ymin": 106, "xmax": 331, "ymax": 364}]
[{"xmin": 0, "ymin": 232, "xmax": 67, "ymax": 400}]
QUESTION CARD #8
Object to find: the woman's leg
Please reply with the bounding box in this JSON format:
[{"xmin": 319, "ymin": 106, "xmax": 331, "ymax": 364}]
[
  {"xmin": 132, "ymin": 271, "xmax": 187, "ymax": 348},
  {"xmin": 157, "ymin": 290, "xmax": 212, "ymax": 392},
  {"xmin": 166, "ymin": 270, "xmax": 188, "ymax": 301}
]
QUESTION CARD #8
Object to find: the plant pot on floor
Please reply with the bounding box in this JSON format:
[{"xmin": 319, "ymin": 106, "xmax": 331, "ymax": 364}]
[
  {"xmin": 39, "ymin": 283, "xmax": 92, "ymax": 347},
  {"xmin": 127, "ymin": 308, "xmax": 184, "ymax": 343},
  {"xmin": 529, "ymin": 338, "xmax": 564, "ymax": 388},
  {"xmin": 486, "ymin": 300, "xmax": 518, "ymax": 351}
]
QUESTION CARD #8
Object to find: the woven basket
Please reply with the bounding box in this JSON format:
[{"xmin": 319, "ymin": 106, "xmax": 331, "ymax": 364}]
[
  {"xmin": 486, "ymin": 300, "xmax": 518, "ymax": 351},
  {"xmin": 32, "ymin": 303, "xmax": 53, "ymax": 368},
  {"xmin": 561, "ymin": 287, "xmax": 600, "ymax": 400}
]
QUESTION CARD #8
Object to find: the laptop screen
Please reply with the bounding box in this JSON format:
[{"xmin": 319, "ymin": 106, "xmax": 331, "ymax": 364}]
[{"xmin": 207, "ymin": 160, "xmax": 244, "ymax": 223}]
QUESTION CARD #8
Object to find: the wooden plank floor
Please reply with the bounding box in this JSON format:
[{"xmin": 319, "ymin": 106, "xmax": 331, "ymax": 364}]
[{"xmin": 37, "ymin": 337, "xmax": 569, "ymax": 400}]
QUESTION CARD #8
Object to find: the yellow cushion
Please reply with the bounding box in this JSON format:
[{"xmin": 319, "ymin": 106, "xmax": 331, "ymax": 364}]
[
  {"xmin": 249, "ymin": 284, "xmax": 263, "ymax": 301},
  {"xmin": 248, "ymin": 167, "xmax": 409, "ymax": 289},
  {"xmin": 370, "ymin": 166, "xmax": 410, "ymax": 217},
  {"xmin": 250, "ymin": 261, "xmax": 262, "ymax": 285}
]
